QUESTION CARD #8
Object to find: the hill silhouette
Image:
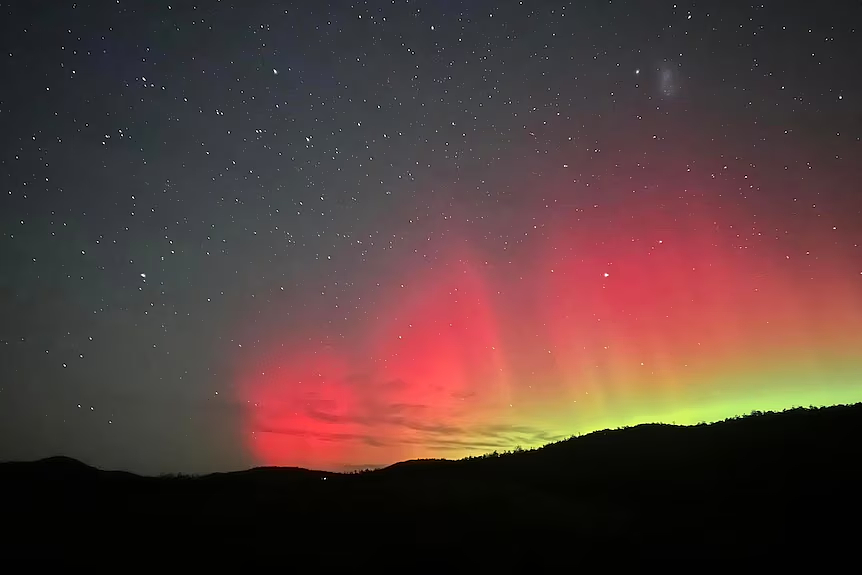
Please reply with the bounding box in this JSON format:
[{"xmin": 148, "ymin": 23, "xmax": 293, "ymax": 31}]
[{"xmin": 3, "ymin": 404, "xmax": 861, "ymax": 569}]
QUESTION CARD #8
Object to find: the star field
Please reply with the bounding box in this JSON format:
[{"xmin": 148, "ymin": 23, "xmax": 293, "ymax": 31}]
[{"xmin": 1, "ymin": 0, "xmax": 860, "ymax": 474}]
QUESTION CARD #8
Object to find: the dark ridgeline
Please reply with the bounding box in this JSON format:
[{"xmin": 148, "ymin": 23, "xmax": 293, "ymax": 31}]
[{"xmin": 3, "ymin": 404, "xmax": 861, "ymax": 569}]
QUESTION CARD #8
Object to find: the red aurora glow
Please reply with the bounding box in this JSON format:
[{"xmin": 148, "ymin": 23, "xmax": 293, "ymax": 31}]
[
  {"xmin": 236, "ymin": 195, "xmax": 862, "ymax": 470},
  {"xmin": 237, "ymin": 248, "xmax": 511, "ymax": 470}
]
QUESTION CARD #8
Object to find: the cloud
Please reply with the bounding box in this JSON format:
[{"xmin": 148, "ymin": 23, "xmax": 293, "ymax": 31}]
[
  {"xmin": 474, "ymin": 423, "xmax": 566, "ymax": 445},
  {"xmin": 243, "ymin": 361, "xmax": 562, "ymax": 466},
  {"xmin": 393, "ymin": 419, "xmax": 464, "ymax": 435},
  {"xmin": 361, "ymin": 436, "xmax": 386, "ymax": 447},
  {"xmin": 256, "ymin": 425, "xmax": 383, "ymax": 446},
  {"xmin": 255, "ymin": 413, "xmax": 563, "ymax": 457},
  {"xmin": 301, "ymin": 406, "xmax": 464, "ymax": 436}
]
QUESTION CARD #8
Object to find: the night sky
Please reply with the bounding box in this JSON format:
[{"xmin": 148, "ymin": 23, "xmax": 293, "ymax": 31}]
[{"xmin": 1, "ymin": 1, "xmax": 860, "ymax": 475}]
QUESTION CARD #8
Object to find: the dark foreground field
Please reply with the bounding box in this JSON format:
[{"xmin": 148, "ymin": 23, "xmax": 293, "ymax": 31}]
[{"xmin": 3, "ymin": 404, "xmax": 861, "ymax": 569}]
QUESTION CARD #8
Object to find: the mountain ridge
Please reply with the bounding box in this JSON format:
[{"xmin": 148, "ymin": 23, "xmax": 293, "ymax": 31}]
[
  {"xmin": 2, "ymin": 402, "xmax": 859, "ymax": 478},
  {"xmin": 3, "ymin": 403, "xmax": 860, "ymax": 567}
]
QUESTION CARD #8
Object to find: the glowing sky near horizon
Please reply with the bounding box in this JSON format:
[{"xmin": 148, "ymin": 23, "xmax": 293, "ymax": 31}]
[
  {"xmin": 1, "ymin": 1, "xmax": 860, "ymax": 475},
  {"xmin": 236, "ymin": 191, "xmax": 862, "ymax": 470}
]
